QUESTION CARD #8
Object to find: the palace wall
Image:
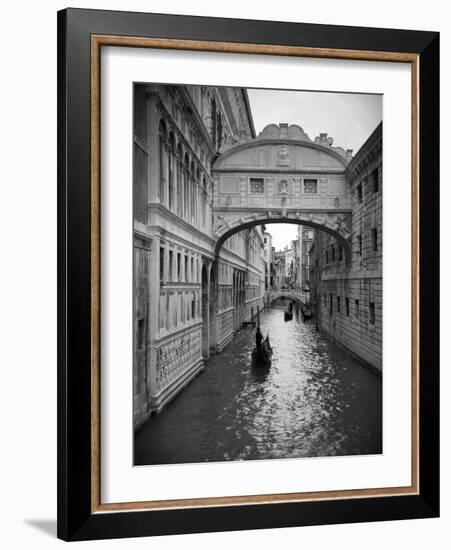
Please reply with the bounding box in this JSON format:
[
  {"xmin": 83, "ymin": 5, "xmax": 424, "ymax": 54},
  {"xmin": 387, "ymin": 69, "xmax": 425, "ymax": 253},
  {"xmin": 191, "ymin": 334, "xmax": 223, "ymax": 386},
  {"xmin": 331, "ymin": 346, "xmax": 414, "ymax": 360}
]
[{"xmin": 133, "ymin": 84, "xmax": 264, "ymax": 430}]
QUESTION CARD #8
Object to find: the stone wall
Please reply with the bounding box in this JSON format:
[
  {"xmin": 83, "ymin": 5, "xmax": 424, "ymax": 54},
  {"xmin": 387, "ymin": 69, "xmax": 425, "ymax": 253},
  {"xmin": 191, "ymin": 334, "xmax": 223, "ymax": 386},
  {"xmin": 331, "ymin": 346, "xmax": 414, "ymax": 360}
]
[
  {"xmin": 316, "ymin": 271, "xmax": 382, "ymax": 370},
  {"xmin": 153, "ymin": 325, "xmax": 203, "ymax": 410},
  {"xmin": 133, "ymin": 237, "xmax": 151, "ymax": 428},
  {"xmin": 216, "ymin": 308, "xmax": 235, "ymax": 350},
  {"xmin": 310, "ymin": 123, "xmax": 382, "ymax": 372}
]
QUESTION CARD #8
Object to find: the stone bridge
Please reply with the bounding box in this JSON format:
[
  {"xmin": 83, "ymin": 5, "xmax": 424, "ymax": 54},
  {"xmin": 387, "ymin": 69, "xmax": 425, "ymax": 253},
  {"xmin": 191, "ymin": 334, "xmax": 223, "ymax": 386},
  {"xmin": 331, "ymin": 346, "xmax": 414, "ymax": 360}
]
[
  {"xmin": 267, "ymin": 290, "xmax": 310, "ymax": 306},
  {"xmin": 212, "ymin": 123, "xmax": 354, "ymax": 260}
]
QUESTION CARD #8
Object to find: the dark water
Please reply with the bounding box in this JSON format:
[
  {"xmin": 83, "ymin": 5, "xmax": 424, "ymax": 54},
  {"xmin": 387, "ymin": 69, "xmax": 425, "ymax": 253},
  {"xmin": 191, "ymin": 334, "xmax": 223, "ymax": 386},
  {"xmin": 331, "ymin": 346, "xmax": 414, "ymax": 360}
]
[{"xmin": 134, "ymin": 306, "xmax": 382, "ymax": 465}]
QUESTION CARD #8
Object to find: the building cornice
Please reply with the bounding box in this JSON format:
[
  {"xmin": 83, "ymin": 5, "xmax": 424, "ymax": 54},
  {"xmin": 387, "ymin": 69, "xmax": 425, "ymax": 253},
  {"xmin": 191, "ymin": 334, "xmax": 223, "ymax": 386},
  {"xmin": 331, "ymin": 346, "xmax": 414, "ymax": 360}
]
[
  {"xmin": 177, "ymin": 86, "xmax": 216, "ymax": 156},
  {"xmin": 213, "ymin": 168, "xmax": 346, "ymax": 175},
  {"xmin": 241, "ymin": 89, "xmax": 256, "ymax": 139},
  {"xmin": 345, "ymin": 122, "xmax": 383, "ymax": 181}
]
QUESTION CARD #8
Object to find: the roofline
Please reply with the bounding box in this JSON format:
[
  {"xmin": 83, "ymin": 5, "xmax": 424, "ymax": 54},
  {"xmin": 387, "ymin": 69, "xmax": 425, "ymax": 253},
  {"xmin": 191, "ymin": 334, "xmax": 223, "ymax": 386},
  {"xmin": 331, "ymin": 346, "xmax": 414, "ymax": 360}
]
[
  {"xmin": 346, "ymin": 121, "xmax": 382, "ymax": 174},
  {"xmin": 213, "ymin": 138, "xmax": 349, "ymax": 170},
  {"xmin": 241, "ymin": 89, "xmax": 256, "ymax": 139}
]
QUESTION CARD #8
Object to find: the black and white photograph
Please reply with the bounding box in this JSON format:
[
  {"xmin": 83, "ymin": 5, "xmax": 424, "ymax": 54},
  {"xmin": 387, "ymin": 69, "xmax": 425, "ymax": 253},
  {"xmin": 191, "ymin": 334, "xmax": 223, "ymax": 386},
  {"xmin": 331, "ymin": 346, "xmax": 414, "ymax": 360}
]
[
  {"xmin": 0, "ymin": 0, "xmax": 445, "ymax": 545},
  {"xmin": 133, "ymin": 83, "xmax": 383, "ymax": 466}
]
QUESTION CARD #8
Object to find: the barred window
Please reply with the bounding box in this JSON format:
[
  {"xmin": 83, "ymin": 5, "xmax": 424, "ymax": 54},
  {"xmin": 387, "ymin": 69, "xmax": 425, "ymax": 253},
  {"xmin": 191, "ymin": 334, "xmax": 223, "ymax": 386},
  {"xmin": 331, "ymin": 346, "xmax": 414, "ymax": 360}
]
[
  {"xmin": 303, "ymin": 179, "xmax": 318, "ymax": 194},
  {"xmin": 250, "ymin": 178, "xmax": 264, "ymax": 193},
  {"xmin": 357, "ymin": 182, "xmax": 363, "ymax": 203},
  {"xmin": 372, "ymin": 228, "xmax": 378, "ymax": 251},
  {"xmin": 168, "ymin": 250, "xmax": 173, "ymax": 282},
  {"xmin": 369, "ymin": 302, "xmax": 376, "ymax": 324},
  {"xmin": 160, "ymin": 247, "xmax": 165, "ymax": 280},
  {"xmin": 137, "ymin": 318, "xmax": 145, "ymax": 350},
  {"xmin": 372, "ymin": 167, "xmax": 379, "ymax": 193}
]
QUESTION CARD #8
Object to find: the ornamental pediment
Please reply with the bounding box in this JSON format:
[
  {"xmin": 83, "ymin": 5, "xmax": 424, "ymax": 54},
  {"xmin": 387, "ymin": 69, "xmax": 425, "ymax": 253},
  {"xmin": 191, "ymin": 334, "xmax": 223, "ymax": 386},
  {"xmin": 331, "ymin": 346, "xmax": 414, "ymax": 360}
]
[
  {"xmin": 214, "ymin": 142, "xmax": 347, "ymax": 171},
  {"xmin": 214, "ymin": 123, "xmax": 353, "ymax": 172}
]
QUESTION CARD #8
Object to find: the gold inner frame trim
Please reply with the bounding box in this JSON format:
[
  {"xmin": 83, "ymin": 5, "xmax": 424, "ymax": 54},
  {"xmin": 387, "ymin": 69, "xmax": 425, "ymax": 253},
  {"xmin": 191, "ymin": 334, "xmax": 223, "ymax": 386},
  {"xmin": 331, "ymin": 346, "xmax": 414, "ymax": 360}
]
[{"xmin": 90, "ymin": 34, "xmax": 420, "ymax": 514}]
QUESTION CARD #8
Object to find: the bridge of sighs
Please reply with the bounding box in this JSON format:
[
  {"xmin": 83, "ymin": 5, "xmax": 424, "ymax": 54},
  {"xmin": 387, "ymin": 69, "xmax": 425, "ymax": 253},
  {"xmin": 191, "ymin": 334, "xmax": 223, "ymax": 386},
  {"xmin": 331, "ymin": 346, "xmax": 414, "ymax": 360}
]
[{"xmin": 211, "ymin": 123, "xmax": 354, "ymax": 259}]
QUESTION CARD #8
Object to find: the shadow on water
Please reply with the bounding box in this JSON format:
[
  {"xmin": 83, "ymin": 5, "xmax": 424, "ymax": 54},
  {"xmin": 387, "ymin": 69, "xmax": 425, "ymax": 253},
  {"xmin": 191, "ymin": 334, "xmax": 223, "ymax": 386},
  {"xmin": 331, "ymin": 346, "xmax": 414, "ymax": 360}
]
[{"xmin": 251, "ymin": 361, "xmax": 271, "ymax": 383}]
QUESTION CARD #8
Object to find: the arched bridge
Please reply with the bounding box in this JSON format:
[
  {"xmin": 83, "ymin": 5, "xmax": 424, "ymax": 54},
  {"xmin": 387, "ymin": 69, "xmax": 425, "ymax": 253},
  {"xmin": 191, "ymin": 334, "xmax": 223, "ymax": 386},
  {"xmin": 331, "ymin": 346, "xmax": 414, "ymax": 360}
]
[
  {"xmin": 268, "ymin": 290, "xmax": 310, "ymax": 306},
  {"xmin": 212, "ymin": 123, "xmax": 354, "ymax": 260}
]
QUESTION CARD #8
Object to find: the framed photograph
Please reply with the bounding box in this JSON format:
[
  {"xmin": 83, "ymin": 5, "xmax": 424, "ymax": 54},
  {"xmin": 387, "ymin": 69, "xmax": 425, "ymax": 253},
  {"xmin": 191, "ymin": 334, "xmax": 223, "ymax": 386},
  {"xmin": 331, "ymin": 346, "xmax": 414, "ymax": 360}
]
[{"xmin": 57, "ymin": 8, "xmax": 439, "ymax": 541}]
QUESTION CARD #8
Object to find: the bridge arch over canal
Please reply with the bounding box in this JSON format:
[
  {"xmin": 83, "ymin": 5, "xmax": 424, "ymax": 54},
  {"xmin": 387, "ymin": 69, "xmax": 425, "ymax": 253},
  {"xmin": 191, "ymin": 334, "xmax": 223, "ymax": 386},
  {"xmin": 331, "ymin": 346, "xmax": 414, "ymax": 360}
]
[
  {"xmin": 269, "ymin": 291, "xmax": 310, "ymax": 306},
  {"xmin": 212, "ymin": 123, "xmax": 354, "ymax": 259}
]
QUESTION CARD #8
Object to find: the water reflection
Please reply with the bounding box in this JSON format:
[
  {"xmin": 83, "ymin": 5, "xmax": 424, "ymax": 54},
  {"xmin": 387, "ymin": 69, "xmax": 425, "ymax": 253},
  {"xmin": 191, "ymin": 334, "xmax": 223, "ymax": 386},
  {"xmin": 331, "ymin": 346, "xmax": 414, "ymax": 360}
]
[{"xmin": 134, "ymin": 305, "xmax": 382, "ymax": 465}]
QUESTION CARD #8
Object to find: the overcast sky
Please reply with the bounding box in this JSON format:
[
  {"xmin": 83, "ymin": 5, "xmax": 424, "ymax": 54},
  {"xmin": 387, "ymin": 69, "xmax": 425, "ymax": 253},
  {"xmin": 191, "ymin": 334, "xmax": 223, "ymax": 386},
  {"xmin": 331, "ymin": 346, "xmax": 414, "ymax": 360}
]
[{"xmin": 246, "ymin": 88, "xmax": 382, "ymax": 251}]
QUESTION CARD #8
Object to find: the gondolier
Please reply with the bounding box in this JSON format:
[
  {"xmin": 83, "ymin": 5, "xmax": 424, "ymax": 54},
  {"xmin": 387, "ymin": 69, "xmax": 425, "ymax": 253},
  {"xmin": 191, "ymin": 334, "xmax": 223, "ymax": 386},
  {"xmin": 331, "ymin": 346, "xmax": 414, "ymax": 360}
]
[{"xmin": 255, "ymin": 326, "xmax": 263, "ymax": 349}]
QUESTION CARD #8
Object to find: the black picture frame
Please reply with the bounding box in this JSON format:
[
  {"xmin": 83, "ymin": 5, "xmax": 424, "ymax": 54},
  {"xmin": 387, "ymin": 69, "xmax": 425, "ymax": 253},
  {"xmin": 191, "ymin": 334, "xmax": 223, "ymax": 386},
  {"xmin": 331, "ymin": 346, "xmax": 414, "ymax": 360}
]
[{"xmin": 57, "ymin": 7, "xmax": 439, "ymax": 541}]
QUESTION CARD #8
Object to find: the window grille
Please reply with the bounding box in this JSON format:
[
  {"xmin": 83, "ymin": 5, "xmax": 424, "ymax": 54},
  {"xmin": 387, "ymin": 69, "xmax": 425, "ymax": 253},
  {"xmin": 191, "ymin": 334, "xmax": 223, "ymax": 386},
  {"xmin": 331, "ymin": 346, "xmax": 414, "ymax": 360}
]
[
  {"xmin": 369, "ymin": 302, "xmax": 376, "ymax": 324},
  {"xmin": 250, "ymin": 178, "xmax": 264, "ymax": 193},
  {"xmin": 303, "ymin": 179, "xmax": 318, "ymax": 194}
]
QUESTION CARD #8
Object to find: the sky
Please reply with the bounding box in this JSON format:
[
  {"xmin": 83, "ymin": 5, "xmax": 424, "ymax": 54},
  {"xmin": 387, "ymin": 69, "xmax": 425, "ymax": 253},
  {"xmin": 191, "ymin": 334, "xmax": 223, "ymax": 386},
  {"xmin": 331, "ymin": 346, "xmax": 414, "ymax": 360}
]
[
  {"xmin": 247, "ymin": 88, "xmax": 382, "ymax": 153},
  {"xmin": 265, "ymin": 224, "xmax": 299, "ymax": 251},
  {"xmin": 246, "ymin": 88, "xmax": 382, "ymax": 251}
]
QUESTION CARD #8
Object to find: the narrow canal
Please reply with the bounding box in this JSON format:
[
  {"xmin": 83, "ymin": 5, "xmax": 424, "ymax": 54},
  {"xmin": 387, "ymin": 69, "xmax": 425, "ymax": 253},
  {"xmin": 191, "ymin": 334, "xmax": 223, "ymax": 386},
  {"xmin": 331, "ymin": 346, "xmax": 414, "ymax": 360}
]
[{"xmin": 134, "ymin": 304, "xmax": 382, "ymax": 465}]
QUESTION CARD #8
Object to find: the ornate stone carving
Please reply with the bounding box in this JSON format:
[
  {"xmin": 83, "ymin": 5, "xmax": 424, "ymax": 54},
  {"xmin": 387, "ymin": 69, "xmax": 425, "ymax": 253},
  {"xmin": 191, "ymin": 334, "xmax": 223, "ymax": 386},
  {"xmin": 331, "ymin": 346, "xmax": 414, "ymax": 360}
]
[
  {"xmin": 134, "ymin": 134, "xmax": 149, "ymax": 154},
  {"xmin": 257, "ymin": 123, "xmax": 311, "ymax": 142},
  {"xmin": 315, "ymin": 133, "xmax": 334, "ymax": 147},
  {"xmin": 278, "ymin": 179, "xmax": 289, "ymax": 195},
  {"xmin": 277, "ymin": 145, "xmax": 290, "ymax": 165},
  {"xmin": 156, "ymin": 328, "xmax": 202, "ymax": 391}
]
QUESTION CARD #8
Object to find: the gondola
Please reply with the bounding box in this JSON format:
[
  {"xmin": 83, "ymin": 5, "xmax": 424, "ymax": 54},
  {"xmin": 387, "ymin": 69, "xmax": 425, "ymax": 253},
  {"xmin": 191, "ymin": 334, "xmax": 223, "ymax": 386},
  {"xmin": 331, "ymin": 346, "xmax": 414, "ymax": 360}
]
[
  {"xmin": 284, "ymin": 301, "xmax": 294, "ymax": 321},
  {"xmin": 252, "ymin": 338, "xmax": 273, "ymax": 367},
  {"xmin": 252, "ymin": 310, "xmax": 273, "ymax": 367},
  {"xmin": 284, "ymin": 310, "xmax": 293, "ymax": 321},
  {"xmin": 300, "ymin": 303, "xmax": 313, "ymax": 321}
]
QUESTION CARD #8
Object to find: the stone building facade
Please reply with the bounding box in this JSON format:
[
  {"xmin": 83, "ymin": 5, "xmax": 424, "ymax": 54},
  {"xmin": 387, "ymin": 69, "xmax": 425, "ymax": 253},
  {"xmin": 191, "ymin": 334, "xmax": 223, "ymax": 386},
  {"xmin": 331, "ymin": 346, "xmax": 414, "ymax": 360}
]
[
  {"xmin": 263, "ymin": 231, "xmax": 274, "ymax": 291},
  {"xmin": 309, "ymin": 123, "xmax": 382, "ymax": 371},
  {"xmin": 297, "ymin": 226, "xmax": 315, "ymax": 291},
  {"xmin": 273, "ymin": 251, "xmax": 286, "ymax": 290},
  {"xmin": 133, "ymin": 84, "xmax": 265, "ymax": 430}
]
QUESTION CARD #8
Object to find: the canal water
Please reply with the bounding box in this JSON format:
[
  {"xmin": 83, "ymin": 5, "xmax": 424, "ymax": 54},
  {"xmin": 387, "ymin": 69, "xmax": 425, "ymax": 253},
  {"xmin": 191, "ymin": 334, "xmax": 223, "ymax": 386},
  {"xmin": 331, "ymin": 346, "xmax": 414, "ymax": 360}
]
[{"xmin": 134, "ymin": 304, "xmax": 382, "ymax": 465}]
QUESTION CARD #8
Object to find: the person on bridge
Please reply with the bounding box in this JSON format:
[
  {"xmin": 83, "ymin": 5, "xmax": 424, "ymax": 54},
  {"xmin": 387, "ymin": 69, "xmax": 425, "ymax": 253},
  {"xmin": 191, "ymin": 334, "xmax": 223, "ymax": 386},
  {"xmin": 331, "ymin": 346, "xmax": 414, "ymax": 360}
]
[{"xmin": 255, "ymin": 327, "xmax": 263, "ymax": 349}]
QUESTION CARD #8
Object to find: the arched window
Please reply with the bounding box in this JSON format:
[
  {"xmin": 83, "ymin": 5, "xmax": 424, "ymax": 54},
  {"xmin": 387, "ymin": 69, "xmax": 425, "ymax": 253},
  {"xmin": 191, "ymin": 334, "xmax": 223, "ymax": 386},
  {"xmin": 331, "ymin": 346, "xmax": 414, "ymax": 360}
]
[
  {"xmin": 202, "ymin": 176, "xmax": 207, "ymax": 229},
  {"xmin": 217, "ymin": 111, "xmax": 223, "ymax": 149},
  {"xmin": 184, "ymin": 154, "xmax": 190, "ymax": 220},
  {"xmin": 176, "ymin": 143, "xmax": 183, "ymax": 216},
  {"xmin": 190, "ymin": 163, "xmax": 197, "ymax": 224},
  {"xmin": 210, "ymin": 98, "xmax": 217, "ymax": 147},
  {"xmin": 158, "ymin": 120, "xmax": 167, "ymax": 204},
  {"xmin": 168, "ymin": 132, "xmax": 175, "ymax": 211}
]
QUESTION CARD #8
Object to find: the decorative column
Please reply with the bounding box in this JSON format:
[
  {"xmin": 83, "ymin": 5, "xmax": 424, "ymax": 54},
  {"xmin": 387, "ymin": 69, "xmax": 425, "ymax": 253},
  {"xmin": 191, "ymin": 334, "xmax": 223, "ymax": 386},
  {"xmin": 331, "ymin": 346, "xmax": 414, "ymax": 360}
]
[
  {"xmin": 201, "ymin": 261, "xmax": 210, "ymax": 358},
  {"xmin": 146, "ymin": 93, "xmax": 159, "ymax": 205},
  {"xmin": 148, "ymin": 236, "xmax": 160, "ymax": 406},
  {"xmin": 161, "ymin": 143, "xmax": 169, "ymax": 208}
]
